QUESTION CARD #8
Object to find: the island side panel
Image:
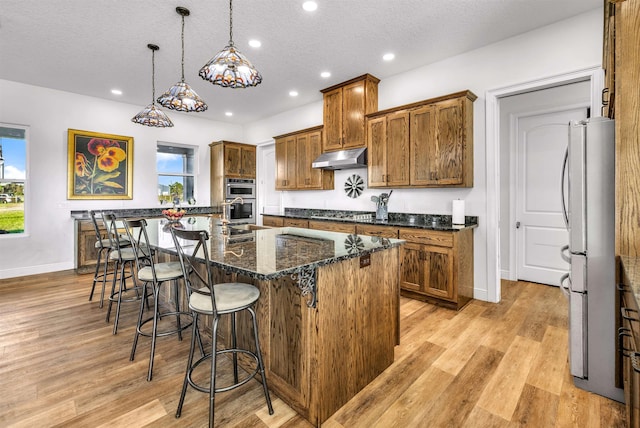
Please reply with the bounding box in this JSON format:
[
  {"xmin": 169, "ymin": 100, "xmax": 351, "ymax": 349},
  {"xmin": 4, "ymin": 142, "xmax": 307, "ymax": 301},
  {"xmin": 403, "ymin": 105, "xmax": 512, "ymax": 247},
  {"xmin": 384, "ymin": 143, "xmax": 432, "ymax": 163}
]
[{"xmin": 315, "ymin": 247, "xmax": 400, "ymax": 424}]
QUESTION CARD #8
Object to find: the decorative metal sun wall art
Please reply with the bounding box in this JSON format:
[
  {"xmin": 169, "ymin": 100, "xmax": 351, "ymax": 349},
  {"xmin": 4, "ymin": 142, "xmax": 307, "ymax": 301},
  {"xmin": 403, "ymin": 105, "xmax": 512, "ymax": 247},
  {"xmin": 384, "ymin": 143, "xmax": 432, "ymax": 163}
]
[{"xmin": 344, "ymin": 174, "xmax": 364, "ymax": 198}]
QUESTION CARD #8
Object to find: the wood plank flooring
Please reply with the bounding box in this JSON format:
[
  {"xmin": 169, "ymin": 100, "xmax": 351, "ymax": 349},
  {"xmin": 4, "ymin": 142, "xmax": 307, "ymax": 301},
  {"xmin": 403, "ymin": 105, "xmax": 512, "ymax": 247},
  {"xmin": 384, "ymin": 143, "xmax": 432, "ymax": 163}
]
[{"xmin": 0, "ymin": 272, "xmax": 626, "ymax": 427}]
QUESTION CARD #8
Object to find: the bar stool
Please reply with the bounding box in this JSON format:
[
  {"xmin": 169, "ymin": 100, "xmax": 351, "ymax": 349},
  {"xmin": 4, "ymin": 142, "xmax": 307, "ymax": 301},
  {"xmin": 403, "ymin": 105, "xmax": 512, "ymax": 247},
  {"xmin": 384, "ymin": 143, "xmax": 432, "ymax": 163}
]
[
  {"xmin": 125, "ymin": 218, "xmax": 192, "ymax": 381},
  {"xmin": 103, "ymin": 213, "xmax": 149, "ymax": 335},
  {"xmin": 170, "ymin": 227, "xmax": 273, "ymax": 428},
  {"xmin": 87, "ymin": 210, "xmax": 129, "ymax": 308}
]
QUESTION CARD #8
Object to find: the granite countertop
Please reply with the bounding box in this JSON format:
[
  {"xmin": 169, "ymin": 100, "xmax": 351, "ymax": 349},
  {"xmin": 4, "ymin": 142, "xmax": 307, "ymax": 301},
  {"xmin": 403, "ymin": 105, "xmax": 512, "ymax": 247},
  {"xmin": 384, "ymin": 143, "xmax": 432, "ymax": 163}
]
[
  {"xmin": 70, "ymin": 206, "xmax": 221, "ymax": 220},
  {"xmin": 147, "ymin": 217, "xmax": 404, "ymax": 281},
  {"xmin": 263, "ymin": 208, "xmax": 478, "ymax": 232}
]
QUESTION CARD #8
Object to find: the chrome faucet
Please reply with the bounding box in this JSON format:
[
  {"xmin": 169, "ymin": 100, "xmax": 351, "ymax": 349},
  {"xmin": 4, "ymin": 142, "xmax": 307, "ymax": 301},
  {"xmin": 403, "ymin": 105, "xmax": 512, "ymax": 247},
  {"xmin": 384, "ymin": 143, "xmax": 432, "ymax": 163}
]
[{"xmin": 220, "ymin": 196, "xmax": 244, "ymax": 225}]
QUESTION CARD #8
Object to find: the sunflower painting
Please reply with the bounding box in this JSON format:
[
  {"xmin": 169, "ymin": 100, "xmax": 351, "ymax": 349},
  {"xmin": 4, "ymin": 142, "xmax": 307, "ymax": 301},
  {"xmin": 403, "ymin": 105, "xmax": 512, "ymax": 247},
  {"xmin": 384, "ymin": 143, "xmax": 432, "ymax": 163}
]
[{"xmin": 67, "ymin": 129, "xmax": 133, "ymax": 199}]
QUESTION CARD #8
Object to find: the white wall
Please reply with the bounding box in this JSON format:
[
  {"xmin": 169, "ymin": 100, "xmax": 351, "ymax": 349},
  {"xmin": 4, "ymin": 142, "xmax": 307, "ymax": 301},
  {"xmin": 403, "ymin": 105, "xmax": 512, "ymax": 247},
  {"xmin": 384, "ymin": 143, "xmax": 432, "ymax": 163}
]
[
  {"xmin": 0, "ymin": 80, "xmax": 242, "ymax": 279},
  {"xmin": 244, "ymin": 8, "xmax": 603, "ymax": 302}
]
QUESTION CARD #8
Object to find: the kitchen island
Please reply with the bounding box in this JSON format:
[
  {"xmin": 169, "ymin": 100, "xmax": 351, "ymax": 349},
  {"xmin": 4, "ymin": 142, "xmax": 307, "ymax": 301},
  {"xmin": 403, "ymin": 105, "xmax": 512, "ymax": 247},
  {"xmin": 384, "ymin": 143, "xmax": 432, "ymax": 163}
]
[{"xmin": 148, "ymin": 216, "xmax": 404, "ymax": 427}]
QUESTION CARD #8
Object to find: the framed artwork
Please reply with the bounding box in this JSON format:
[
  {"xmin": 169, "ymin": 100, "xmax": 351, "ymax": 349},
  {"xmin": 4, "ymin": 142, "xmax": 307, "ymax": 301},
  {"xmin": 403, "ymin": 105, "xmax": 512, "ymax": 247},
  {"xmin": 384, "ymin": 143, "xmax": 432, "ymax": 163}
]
[{"xmin": 67, "ymin": 129, "xmax": 133, "ymax": 199}]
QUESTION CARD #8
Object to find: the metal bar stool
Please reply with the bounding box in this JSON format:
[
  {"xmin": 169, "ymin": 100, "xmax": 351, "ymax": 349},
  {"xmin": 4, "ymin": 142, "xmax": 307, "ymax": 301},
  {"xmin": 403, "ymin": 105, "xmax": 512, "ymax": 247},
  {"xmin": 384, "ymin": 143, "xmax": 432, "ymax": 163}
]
[
  {"xmin": 103, "ymin": 213, "xmax": 149, "ymax": 335},
  {"xmin": 125, "ymin": 218, "xmax": 192, "ymax": 381},
  {"xmin": 170, "ymin": 227, "xmax": 273, "ymax": 428},
  {"xmin": 87, "ymin": 210, "xmax": 129, "ymax": 308}
]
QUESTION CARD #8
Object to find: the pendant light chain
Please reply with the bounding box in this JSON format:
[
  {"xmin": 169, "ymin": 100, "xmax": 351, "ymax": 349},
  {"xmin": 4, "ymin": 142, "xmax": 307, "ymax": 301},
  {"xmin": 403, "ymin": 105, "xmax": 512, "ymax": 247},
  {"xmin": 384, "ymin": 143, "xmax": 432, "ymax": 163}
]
[
  {"xmin": 151, "ymin": 48, "xmax": 156, "ymax": 104},
  {"xmin": 181, "ymin": 13, "xmax": 185, "ymax": 81},
  {"xmin": 229, "ymin": 0, "xmax": 234, "ymax": 46}
]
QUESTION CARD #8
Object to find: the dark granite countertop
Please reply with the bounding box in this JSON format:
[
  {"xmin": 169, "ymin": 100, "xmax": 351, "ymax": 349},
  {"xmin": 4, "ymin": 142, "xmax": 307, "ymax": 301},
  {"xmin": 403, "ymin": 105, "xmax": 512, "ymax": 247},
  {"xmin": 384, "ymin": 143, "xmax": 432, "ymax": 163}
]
[
  {"xmin": 147, "ymin": 217, "xmax": 404, "ymax": 281},
  {"xmin": 70, "ymin": 206, "xmax": 221, "ymax": 220},
  {"xmin": 263, "ymin": 208, "xmax": 478, "ymax": 232}
]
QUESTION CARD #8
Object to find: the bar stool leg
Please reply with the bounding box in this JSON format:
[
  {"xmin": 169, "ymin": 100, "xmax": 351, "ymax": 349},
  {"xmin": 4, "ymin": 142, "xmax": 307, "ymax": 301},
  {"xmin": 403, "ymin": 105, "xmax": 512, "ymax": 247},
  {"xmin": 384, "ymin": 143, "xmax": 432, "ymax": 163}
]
[
  {"xmin": 112, "ymin": 261, "xmax": 127, "ymax": 335},
  {"xmin": 231, "ymin": 312, "xmax": 238, "ymax": 383},
  {"xmin": 105, "ymin": 260, "xmax": 119, "ymax": 323},
  {"xmin": 98, "ymin": 249, "xmax": 112, "ymax": 308},
  {"xmin": 147, "ymin": 281, "xmax": 162, "ymax": 381},
  {"xmin": 130, "ymin": 281, "xmax": 148, "ymax": 362},
  {"xmin": 173, "ymin": 279, "xmax": 183, "ymax": 341},
  {"xmin": 209, "ymin": 316, "xmax": 220, "ymax": 428},
  {"xmin": 89, "ymin": 247, "xmax": 105, "ymax": 302},
  {"xmin": 176, "ymin": 314, "xmax": 198, "ymax": 418},
  {"xmin": 249, "ymin": 306, "xmax": 274, "ymax": 415}
]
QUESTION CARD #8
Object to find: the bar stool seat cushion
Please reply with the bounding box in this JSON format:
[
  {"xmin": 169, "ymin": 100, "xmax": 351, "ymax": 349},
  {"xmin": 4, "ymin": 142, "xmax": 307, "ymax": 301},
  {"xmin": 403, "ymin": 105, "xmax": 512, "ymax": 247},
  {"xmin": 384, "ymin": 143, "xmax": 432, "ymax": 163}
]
[
  {"xmin": 109, "ymin": 247, "xmax": 145, "ymax": 262},
  {"xmin": 190, "ymin": 283, "xmax": 260, "ymax": 314},
  {"xmin": 138, "ymin": 261, "xmax": 183, "ymax": 282},
  {"xmin": 96, "ymin": 236, "xmax": 130, "ymax": 249}
]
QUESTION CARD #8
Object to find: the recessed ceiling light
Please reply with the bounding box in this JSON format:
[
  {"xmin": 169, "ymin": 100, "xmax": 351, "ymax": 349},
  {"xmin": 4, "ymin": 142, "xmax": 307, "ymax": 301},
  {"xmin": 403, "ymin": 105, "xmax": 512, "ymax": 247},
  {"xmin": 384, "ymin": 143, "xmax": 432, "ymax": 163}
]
[
  {"xmin": 289, "ymin": 90, "xmax": 299, "ymax": 97},
  {"xmin": 111, "ymin": 89, "xmax": 123, "ymax": 95},
  {"xmin": 383, "ymin": 53, "xmax": 395, "ymax": 61},
  {"xmin": 248, "ymin": 39, "xmax": 261, "ymax": 48},
  {"xmin": 225, "ymin": 111, "xmax": 233, "ymax": 117},
  {"xmin": 302, "ymin": 1, "xmax": 318, "ymax": 12},
  {"xmin": 320, "ymin": 71, "xmax": 331, "ymax": 78}
]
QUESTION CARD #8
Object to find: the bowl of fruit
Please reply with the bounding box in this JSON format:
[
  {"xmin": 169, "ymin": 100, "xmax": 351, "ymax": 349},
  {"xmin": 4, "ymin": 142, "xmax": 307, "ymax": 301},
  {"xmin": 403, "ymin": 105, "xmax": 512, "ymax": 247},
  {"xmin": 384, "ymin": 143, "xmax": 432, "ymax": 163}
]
[{"xmin": 162, "ymin": 208, "xmax": 186, "ymax": 222}]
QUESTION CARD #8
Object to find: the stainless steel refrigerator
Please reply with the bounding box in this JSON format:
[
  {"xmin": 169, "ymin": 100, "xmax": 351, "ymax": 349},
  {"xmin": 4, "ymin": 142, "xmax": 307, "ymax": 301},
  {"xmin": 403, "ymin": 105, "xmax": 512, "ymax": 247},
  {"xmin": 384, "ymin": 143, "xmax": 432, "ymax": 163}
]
[{"xmin": 560, "ymin": 117, "xmax": 623, "ymax": 402}]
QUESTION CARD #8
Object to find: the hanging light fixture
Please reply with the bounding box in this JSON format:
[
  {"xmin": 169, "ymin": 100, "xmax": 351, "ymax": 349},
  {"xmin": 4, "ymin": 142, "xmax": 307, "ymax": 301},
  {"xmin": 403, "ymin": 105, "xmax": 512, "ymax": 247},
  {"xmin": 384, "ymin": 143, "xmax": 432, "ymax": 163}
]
[
  {"xmin": 157, "ymin": 7, "xmax": 208, "ymax": 112},
  {"xmin": 132, "ymin": 44, "xmax": 174, "ymax": 127},
  {"xmin": 199, "ymin": 0, "xmax": 262, "ymax": 88}
]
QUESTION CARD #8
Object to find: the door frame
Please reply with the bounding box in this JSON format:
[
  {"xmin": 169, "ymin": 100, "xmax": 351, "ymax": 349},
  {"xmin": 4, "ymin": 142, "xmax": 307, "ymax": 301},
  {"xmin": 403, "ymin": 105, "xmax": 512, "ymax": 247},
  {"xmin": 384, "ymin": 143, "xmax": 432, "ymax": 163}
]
[
  {"xmin": 485, "ymin": 66, "xmax": 603, "ymax": 302},
  {"xmin": 509, "ymin": 103, "xmax": 589, "ymax": 281},
  {"xmin": 256, "ymin": 140, "xmax": 282, "ymax": 225}
]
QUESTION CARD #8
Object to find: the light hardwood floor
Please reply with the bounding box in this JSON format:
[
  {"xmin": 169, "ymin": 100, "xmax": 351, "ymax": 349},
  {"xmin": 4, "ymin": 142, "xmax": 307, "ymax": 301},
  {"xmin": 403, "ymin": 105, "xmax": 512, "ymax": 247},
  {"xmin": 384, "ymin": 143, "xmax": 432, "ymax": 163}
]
[{"xmin": 0, "ymin": 271, "xmax": 626, "ymax": 427}]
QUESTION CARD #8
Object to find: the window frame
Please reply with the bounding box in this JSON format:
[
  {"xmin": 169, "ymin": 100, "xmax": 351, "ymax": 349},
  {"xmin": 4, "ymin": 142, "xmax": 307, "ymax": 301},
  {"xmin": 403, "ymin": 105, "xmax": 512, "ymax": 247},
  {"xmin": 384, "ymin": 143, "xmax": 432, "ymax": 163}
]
[
  {"xmin": 156, "ymin": 141, "xmax": 198, "ymax": 206},
  {"xmin": 0, "ymin": 123, "xmax": 29, "ymax": 237}
]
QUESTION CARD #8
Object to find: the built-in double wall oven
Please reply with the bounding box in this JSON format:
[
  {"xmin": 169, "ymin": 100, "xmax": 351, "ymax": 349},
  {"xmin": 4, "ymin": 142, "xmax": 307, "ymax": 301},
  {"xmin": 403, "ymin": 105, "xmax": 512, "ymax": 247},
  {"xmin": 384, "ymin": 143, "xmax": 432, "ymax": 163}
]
[{"xmin": 225, "ymin": 178, "xmax": 256, "ymax": 224}]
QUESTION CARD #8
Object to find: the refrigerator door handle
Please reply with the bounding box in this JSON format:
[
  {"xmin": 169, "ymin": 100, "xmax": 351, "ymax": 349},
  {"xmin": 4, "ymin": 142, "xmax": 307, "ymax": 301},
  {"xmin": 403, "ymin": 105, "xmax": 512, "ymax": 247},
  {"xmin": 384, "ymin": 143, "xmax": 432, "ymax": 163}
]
[
  {"xmin": 560, "ymin": 244, "xmax": 570, "ymax": 263},
  {"xmin": 561, "ymin": 147, "xmax": 569, "ymax": 229},
  {"xmin": 560, "ymin": 272, "xmax": 570, "ymax": 298}
]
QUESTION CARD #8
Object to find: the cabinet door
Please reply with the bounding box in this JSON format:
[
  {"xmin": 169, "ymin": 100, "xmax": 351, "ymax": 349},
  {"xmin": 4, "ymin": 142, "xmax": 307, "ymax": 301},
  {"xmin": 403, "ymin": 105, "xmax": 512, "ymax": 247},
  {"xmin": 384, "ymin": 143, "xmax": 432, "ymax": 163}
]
[
  {"xmin": 263, "ymin": 216, "xmax": 284, "ymax": 227},
  {"xmin": 308, "ymin": 220, "xmax": 356, "ymax": 234},
  {"xmin": 434, "ymin": 98, "xmax": 464, "ymax": 185},
  {"xmin": 386, "ymin": 111, "xmax": 410, "ymax": 186},
  {"xmin": 423, "ymin": 244, "xmax": 455, "ymax": 301},
  {"xmin": 224, "ymin": 144, "xmax": 242, "ymax": 177},
  {"xmin": 400, "ymin": 242, "xmax": 426, "ymax": 293},
  {"xmin": 323, "ymin": 87, "xmax": 343, "ymax": 152},
  {"xmin": 410, "ymin": 105, "xmax": 438, "ymax": 185},
  {"xmin": 296, "ymin": 133, "xmax": 310, "ymax": 188},
  {"xmin": 240, "ymin": 146, "xmax": 256, "ymax": 178},
  {"xmin": 306, "ymin": 130, "xmax": 324, "ymax": 188},
  {"xmin": 275, "ymin": 138, "xmax": 295, "ymax": 190},
  {"xmin": 342, "ymin": 80, "xmax": 366, "ymax": 149},
  {"xmin": 367, "ymin": 116, "xmax": 387, "ymax": 187}
]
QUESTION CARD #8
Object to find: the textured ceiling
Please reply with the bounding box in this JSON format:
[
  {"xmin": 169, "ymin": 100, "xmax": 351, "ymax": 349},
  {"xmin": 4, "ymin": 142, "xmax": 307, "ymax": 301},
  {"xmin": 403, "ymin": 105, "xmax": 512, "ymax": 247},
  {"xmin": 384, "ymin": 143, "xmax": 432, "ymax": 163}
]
[{"xmin": 0, "ymin": 0, "xmax": 600, "ymax": 125}]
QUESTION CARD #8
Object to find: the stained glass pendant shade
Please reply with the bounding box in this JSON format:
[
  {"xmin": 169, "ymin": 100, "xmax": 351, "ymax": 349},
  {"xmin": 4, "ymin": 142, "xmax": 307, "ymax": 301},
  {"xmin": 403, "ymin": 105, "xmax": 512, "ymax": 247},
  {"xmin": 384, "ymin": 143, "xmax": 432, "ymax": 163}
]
[
  {"xmin": 131, "ymin": 44, "xmax": 174, "ymax": 127},
  {"xmin": 157, "ymin": 7, "xmax": 208, "ymax": 112},
  {"xmin": 199, "ymin": 0, "xmax": 262, "ymax": 88}
]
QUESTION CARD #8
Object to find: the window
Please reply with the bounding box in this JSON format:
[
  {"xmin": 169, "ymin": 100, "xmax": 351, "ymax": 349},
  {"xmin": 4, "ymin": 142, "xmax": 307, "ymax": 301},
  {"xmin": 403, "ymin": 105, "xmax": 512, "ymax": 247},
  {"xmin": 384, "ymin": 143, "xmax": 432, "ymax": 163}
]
[
  {"xmin": 157, "ymin": 143, "xmax": 196, "ymax": 205},
  {"xmin": 0, "ymin": 125, "xmax": 27, "ymax": 234}
]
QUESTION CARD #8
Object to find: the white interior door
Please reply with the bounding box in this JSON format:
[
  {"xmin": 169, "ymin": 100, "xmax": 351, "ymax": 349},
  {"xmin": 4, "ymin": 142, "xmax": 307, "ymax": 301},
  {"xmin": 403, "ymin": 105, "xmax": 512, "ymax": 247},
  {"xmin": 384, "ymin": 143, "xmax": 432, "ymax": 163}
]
[
  {"xmin": 257, "ymin": 143, "xmax": 281, "ymax": 224},
  {"xmin": 515, "ymin": 108, "xmax": 587, "ymax": 285}
]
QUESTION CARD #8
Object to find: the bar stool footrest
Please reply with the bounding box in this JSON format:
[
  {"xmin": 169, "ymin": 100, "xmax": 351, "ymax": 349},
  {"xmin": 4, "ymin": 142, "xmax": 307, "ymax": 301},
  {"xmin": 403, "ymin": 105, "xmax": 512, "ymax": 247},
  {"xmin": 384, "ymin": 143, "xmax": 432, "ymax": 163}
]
[{"xmin": 187, "ymin": 348, "xmax": 260, "ymax": 394}]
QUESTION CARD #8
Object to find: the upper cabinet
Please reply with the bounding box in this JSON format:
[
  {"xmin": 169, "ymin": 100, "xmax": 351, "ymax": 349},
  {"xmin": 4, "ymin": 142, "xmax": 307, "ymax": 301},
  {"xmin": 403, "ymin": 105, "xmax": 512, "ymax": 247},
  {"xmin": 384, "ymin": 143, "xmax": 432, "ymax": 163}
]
[
  {"xmin": 211, "ymin": 141, "xmax": 256, "ymax": 179},
  {"xmin": 367, "ymin": 90, "xmax": 476, "ymax": 188},
  {"xmin": 274, "ymin": 126, "xmax": 334, "ymax": 191},
  {"xmin": 320, "ymin": 74, "xmax": 380, "ymax": 152}
]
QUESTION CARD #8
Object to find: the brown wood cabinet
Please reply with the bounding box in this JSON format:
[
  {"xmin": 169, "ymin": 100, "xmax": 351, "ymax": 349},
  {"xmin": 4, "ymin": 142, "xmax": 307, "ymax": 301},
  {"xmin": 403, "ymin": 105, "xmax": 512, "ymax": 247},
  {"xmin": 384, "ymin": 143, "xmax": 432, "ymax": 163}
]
[
  {"xmin": 367, "ymin": 90, "xmax": 476, "ymax": 188},
  {"xmin": 283, "ymin": 218, "xmax": 309, "ymax": 228},
  {"xmin": 76, "ymin": 220, "xmax": 104, "ymax": 274},
  {"xmin": 274, "ymin": 126, "xmax": 334, "ymax": 191},
  {"xmin": 398, "ymin": 227, "xmax": 473, "ymax": 310},
  {"xmin": 262, "ymin": 216, "xmax": 284, "ymax": 227},
  {"xmin": 308, "ymin": 220, "xmax": 356, "ymax": 234},
  {"xmin": 320, "ymin": 74, "xmax": 380, "ymax": 152},
  {"xmin": 356, "ymin": 224, "xmax": 399, "ymax": 238},
  {"xmin": 210, "ymin": 141, "xmax": 256, "ymax": 179}
]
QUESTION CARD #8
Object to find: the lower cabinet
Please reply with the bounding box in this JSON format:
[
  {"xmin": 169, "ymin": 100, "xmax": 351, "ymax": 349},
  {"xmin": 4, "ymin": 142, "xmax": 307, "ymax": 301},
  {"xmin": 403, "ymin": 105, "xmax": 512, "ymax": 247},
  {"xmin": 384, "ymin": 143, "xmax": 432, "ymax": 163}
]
[
  {"xmin": 262, "ymin": 216, "xmax": 284, "ymax": 227},
  {"xmin": 76, "ymin": 220, "xmax": 104, "ymax": 274},
  {"xmin": 283, "ymin": 218, "xmax": 309, "ymax": 228},
  {"xmin": 309, "ymin": 220, "xmax": 356, "ymax": 234},
  {"xmin": 398, "ymin": 227, "xmax": 473, "ymax": 310}
]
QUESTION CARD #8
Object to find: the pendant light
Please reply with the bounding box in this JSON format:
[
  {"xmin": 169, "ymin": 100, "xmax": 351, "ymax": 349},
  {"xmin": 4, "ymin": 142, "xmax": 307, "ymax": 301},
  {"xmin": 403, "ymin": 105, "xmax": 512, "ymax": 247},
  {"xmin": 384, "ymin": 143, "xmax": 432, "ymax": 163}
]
[
  {"xmin": 132, "ymin": 44, "xmax": 174, "ymax": 127},
  {"xmin": 199, "ymin": 0, "xmax": 262, "ymax": 88},
  {"xmin": 157, "ymin": 7, "xmax": 208, "ymax": 112}
]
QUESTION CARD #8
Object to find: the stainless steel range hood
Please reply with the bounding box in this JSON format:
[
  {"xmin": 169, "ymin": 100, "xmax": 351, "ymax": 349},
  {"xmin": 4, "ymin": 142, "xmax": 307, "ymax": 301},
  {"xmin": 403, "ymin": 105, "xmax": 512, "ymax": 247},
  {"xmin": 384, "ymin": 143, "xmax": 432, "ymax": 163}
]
[{"xmin": 312, "ymin": 147, "xmax": 367, "ymax": 170}]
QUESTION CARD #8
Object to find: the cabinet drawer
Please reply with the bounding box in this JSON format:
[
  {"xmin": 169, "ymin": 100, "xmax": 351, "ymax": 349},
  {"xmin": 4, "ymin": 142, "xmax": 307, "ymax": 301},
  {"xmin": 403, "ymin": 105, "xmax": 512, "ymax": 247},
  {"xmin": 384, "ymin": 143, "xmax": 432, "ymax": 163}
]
[
  {"xmin": 284, "ymin": 218, "xmax": 309, "ymax": 228},
  {"xmin": 399, "ymin": 228, "xmax": 453, "ymax": 247},
  {"xmin": 356, "ymin": 224, "xmax": 399, "ymax": 238},
  {"xmin": 308, "ymin": 220, "xmax": 356, "ymax": 234},
  {"xmin": 262, "ymin": 216, "xmax": 284, "ymax": 227}
]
